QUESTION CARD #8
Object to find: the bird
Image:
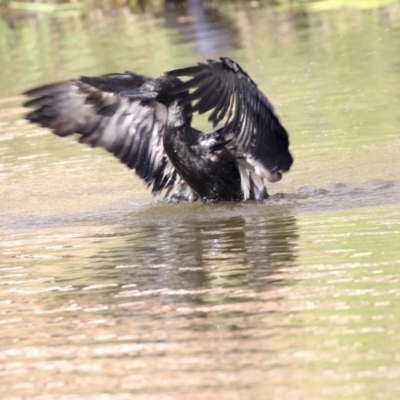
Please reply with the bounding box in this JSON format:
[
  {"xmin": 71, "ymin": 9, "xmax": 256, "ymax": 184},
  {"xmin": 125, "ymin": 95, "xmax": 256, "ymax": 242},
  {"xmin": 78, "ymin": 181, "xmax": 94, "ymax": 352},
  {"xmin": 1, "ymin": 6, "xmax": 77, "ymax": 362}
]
[{"xmin": 23, "ymin": 57, "xmax": 293, "ymax": 203}]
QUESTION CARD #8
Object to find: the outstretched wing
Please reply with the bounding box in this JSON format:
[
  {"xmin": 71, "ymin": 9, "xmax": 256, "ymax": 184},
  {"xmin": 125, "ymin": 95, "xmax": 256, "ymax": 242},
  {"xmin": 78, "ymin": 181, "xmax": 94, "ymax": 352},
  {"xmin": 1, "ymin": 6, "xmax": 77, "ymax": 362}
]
[
  {"xmin": 167, "ymin": 57, "xmax": 294, "ymax": 186},
  {"xmin": 79, "ymin": 71, "xmax": 151, "ymax": 93},
  {"xmin": 23, "ymin": 73, "xmax": 177, "ymax": 196}
]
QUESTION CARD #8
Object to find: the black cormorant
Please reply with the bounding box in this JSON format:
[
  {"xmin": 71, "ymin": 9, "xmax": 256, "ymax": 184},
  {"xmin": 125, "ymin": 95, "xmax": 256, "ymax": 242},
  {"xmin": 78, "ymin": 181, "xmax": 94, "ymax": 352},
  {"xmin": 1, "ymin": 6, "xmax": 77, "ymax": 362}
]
[{"xmin": 23, "ymin": 57, "xmax": 293, "ymax": 203}]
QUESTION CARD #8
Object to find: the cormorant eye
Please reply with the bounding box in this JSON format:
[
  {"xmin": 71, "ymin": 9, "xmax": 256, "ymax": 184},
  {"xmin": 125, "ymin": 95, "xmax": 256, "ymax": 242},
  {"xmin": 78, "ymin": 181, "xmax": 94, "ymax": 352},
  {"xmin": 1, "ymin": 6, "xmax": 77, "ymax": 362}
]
[{"xmin": 145, "ymin": 84, "xmax": 156, "ymax": 91}]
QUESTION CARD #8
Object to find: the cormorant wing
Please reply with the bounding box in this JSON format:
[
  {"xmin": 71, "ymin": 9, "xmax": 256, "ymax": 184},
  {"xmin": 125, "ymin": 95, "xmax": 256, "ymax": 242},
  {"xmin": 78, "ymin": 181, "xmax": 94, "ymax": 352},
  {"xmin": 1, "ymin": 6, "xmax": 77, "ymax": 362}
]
[
  {"xmin": 23, "ymin": 73, "xmax": 178, "ymax": 196},
  {"xmin": 167, "ymin": 57, "xmax": 294, "ymax": 186},
  {"xmin": 79, "ymin": 71, "xmax": 151, "ymax": 93}
]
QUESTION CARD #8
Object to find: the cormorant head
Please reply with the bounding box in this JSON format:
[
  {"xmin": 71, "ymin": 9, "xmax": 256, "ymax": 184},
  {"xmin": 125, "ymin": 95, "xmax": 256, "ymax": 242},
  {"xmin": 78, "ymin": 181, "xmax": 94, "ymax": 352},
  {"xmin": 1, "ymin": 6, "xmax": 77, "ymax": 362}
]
[{"xmin": 120, "ymin": 75, "xmax": 183, "ymax": 105}]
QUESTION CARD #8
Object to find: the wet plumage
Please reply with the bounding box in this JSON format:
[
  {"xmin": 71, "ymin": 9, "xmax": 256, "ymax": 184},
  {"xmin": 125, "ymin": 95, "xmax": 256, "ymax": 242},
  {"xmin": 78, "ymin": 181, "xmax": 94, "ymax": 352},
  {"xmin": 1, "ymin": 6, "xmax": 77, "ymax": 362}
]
[{"xmin": 23, "ymin": 57, "xmax": 293, "ymax": 203}]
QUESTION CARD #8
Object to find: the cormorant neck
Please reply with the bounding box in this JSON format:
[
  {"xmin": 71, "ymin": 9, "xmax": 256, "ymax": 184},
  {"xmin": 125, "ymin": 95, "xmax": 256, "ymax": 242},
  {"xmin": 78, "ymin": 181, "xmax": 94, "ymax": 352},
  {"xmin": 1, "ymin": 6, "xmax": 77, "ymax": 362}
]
[{"xmin": 166, "ymin": 98, "xmax": 192, "ymax": 129}]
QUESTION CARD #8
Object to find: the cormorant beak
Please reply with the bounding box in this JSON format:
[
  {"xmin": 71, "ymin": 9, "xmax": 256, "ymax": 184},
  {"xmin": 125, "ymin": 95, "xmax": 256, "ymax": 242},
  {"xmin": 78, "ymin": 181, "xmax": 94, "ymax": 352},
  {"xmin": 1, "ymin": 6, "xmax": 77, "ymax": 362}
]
[{"xmin": 119, "ymin": 88, "xmax": 158, "ymax": 100}]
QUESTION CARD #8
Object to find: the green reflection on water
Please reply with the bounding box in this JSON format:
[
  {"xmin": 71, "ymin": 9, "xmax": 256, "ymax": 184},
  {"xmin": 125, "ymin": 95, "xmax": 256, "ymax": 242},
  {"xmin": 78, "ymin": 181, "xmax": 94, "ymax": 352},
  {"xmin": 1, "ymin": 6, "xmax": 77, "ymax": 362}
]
[{"xmin": 287, "ymin": 204, "xmax": 400, "ymax": 399}]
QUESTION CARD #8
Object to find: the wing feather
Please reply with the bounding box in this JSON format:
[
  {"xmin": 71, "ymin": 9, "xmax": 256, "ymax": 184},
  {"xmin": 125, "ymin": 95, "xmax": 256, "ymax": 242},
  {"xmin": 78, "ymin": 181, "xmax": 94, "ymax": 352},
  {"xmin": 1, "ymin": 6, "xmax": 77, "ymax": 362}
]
[
  {"xmin": 23, "ymin": 73, "xmax": 179, "ymax": 196},
  {"xmin": 168, "ymin": 57, "xmax": 294, "ymax": 188}
]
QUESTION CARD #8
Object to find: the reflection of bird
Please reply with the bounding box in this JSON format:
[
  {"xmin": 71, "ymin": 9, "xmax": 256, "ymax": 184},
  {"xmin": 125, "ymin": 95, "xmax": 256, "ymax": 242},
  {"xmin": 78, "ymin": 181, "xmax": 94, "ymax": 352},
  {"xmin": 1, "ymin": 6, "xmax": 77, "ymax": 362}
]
[
  {"xmin": 92, "ymin": 210, "xmax": 298, "ymax": 294},
  {"xmin": 23, "ymin": 57, "xmax": 293, "ymax": 203}
]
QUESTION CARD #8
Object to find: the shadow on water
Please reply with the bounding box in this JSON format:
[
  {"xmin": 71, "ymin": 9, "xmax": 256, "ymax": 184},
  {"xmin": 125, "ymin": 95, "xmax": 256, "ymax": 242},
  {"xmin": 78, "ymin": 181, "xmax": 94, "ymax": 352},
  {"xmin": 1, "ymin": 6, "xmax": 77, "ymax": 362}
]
[
  {"xmin": 5, "ymin": 203, "xmax": 301, "ymax": 338},
  {"xmin": 63, "ymin": 203, "xmax": 299, "ymax": 305}
]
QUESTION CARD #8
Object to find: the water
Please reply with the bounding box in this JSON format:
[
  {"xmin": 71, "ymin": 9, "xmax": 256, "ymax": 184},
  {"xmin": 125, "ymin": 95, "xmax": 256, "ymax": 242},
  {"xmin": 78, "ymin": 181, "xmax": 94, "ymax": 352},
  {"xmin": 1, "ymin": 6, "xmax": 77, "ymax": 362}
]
[{"xmin": 1, "ymin": 2, "xmax": 400, "ymax": 399}]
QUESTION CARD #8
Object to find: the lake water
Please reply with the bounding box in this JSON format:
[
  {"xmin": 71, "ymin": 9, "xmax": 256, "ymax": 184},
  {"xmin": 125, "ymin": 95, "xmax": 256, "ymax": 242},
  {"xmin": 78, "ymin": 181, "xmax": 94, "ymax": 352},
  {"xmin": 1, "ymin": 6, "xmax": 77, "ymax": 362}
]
[{"xmin": 1, "ymin": 2, "xmax": 400, "ymax": 399}]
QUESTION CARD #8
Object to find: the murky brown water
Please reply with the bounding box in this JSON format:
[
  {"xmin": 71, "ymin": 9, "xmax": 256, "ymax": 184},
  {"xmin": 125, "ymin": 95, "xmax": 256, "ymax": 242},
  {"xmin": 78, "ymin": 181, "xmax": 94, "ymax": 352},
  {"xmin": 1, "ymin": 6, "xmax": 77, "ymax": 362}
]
[{"xmin": 1, "ymin": 2, "xmax": 400, "ymax": 399}]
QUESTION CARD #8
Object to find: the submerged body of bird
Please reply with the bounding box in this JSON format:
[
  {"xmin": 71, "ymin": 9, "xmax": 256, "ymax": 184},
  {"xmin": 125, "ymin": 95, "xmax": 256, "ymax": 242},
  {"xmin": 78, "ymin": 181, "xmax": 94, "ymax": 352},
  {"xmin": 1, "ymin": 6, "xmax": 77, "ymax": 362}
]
[{"xmin": 23, "ymin": 57, "xmax": 293, "ymax": 203}]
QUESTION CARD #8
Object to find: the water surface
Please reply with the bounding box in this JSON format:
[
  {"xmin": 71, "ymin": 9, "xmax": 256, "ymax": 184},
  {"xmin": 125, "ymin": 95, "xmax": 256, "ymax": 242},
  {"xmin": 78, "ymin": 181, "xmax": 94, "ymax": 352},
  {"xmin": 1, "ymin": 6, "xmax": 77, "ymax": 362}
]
[{"xmin": 1, "ymin": 3, "xmax": 400, "ymax": 399}]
